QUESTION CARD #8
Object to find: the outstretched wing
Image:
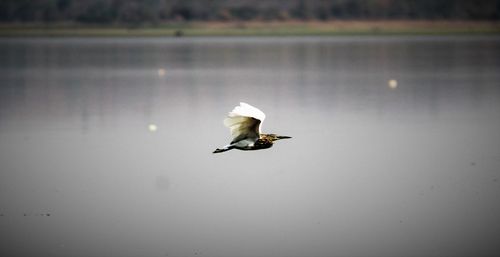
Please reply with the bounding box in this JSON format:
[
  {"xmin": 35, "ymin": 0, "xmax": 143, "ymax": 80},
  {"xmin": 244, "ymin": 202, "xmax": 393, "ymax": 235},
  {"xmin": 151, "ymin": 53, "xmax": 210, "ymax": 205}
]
[{"xmin": 223, "ymin": 102, "xmax": 266, "ymax": 144}]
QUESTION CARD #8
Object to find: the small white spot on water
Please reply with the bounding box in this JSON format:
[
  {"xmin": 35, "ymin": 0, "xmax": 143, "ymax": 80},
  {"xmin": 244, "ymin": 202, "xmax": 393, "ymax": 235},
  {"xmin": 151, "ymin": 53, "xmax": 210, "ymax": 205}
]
[
  {"xmin": 158, "ymin": 68, "xmax": 166, "ymax": 77},
  {"xmin": 148, "ymin": 124, "xmax": 158, "ymax": 132},
  {"xmin": 388, "ymin": 79, "xmax": 398, "ymax": 89}
]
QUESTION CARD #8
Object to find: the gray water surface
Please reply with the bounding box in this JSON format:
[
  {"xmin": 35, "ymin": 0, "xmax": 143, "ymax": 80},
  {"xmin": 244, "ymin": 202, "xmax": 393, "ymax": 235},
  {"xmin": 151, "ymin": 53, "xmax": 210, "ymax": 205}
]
[{"xmin": 1, "ymin": 36, "xmax": 500, "ymax": 257}]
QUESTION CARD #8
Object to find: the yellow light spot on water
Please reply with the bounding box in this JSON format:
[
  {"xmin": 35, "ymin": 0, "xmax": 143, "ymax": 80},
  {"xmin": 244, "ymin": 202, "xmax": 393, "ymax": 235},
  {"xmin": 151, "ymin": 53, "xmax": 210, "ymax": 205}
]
[
  {"xmin": 388, "ymin": 79, "xmax": 398, "ymax": 89},
  {"xmin": 148, "ymin": 124, "xmax": 158, "ymax": 132},
  {"xmin": 158, "ymin": 68, "xmax": 166, "ymax": 77}
]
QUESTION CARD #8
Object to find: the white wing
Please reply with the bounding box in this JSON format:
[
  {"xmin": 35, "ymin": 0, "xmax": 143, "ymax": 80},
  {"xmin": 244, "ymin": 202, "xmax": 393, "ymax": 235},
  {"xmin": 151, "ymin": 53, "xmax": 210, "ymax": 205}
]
[{"xmin": 223, "ymin": 102, "xmax": 266, "ymax": 144}]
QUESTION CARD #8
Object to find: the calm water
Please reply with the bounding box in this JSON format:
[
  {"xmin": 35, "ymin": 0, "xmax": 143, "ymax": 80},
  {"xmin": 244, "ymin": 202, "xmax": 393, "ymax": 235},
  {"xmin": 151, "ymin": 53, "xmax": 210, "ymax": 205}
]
[{"xmin": 1, "ymin": 36, "xmax": 500, "ymax": 257}]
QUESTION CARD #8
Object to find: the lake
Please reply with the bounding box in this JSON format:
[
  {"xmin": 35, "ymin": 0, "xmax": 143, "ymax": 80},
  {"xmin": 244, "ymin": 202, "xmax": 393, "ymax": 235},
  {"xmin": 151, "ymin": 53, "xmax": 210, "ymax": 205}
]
[{"xmin": 1, "ymin": 36, "xmax": 500, "ymax": 257}]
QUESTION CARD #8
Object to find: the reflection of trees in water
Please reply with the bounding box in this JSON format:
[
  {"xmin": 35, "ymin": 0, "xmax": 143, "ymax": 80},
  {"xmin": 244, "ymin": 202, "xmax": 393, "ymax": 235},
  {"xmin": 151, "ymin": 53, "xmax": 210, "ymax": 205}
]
[{"xmin": 1, "ymin": 37, "xmax": 499, "ymax": 133}]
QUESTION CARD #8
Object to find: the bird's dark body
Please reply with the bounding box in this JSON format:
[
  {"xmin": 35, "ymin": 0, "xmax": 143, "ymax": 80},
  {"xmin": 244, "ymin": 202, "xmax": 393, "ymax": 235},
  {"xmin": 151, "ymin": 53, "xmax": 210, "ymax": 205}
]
[
  {"xmin": 213, "ymin": 133, "xmax": 290, "ymax": 153},
  {"xmin": 229, "ymin": 135, "xmax": 275, "ymax": 151},
  {"xmin": 238, "ymin": 135, "xmax": 274, "ymax": 150},
  {"xmin": 252, "ymin": 137, "xmax": 274, "ymax": 149}
]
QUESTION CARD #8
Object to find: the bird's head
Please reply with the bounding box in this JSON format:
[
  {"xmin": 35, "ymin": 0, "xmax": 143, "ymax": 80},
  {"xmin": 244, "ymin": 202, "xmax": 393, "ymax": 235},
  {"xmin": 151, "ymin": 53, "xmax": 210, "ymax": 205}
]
[{"xmin": 263, "ymin": 134, "xmax": 292, "ymax": 141}]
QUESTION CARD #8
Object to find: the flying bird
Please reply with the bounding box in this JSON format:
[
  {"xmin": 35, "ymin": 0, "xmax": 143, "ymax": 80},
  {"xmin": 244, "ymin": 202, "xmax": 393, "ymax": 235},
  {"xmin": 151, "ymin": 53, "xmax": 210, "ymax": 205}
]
[{"xmin": 213, "ymin": 102, "xmax": 291, "ymax": 153}]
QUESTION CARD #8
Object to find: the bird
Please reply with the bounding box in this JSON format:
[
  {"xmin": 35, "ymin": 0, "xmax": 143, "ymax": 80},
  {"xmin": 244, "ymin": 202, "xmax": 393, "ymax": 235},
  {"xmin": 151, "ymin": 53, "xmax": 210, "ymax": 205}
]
[{"xmin": 213, "ymin": 102, "xmax": 291, "ymax": 153}]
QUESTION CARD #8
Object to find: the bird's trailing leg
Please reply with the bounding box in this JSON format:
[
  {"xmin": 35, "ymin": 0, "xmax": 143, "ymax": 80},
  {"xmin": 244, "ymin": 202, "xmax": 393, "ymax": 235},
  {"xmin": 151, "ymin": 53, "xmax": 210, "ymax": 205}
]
[{"xmin": 213, "ymin": 145, "xmax": 235, "ymax": 154}]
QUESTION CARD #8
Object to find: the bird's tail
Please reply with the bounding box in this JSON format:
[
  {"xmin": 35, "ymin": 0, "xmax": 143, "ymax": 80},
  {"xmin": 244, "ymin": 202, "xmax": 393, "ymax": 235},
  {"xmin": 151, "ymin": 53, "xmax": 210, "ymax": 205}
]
[{"xmin": 213, "ymin": 145, "xmax": 234, "ymax": 154}]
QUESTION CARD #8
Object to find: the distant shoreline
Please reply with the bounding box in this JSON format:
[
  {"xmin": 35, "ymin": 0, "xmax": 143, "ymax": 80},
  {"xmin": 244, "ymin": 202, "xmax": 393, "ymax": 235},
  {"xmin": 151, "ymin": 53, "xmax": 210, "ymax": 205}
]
[{"xmin": 1, "ymin": 20, "xmax": 499, "ymax": 37}]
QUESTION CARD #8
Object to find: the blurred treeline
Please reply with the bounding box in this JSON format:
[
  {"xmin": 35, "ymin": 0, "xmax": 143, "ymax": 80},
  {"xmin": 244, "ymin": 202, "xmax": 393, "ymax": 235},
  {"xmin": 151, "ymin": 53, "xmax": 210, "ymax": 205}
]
[{"xmin": 1, "ymin": 0, "xmax": 499, "ymax": 24}]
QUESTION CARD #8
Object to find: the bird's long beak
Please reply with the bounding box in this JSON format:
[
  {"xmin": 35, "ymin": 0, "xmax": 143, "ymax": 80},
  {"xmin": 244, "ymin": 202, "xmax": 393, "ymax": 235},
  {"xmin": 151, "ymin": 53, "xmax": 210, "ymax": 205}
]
[{"xmin": 277, "ymin": 136, "xmax": 292, "ymax": 139}]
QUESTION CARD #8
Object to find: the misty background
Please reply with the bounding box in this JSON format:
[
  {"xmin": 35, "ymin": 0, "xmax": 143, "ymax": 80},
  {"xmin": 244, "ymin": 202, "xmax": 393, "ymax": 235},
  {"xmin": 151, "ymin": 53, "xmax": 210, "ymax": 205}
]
[{"xmin": 1, "ymin": 0, "xmax": 499, "ymax": 24}]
